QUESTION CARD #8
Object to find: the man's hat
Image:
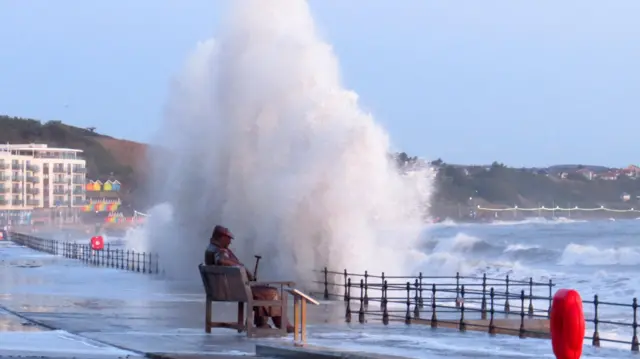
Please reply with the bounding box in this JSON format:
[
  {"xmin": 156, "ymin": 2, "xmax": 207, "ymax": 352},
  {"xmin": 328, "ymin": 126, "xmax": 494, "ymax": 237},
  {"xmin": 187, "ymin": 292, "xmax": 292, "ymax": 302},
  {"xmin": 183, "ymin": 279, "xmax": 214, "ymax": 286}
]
[{"xmin": 212, "ymin": 225, "xmax": 234, "ymax": 239}]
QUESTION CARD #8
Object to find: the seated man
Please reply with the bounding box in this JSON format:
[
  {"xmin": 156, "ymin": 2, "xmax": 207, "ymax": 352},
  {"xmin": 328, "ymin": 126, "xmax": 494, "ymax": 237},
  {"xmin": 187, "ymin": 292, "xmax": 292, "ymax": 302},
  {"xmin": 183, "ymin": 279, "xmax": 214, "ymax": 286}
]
[{"xmin": 205, "ymin": 225, "xmax": 294, "ymax": 333}]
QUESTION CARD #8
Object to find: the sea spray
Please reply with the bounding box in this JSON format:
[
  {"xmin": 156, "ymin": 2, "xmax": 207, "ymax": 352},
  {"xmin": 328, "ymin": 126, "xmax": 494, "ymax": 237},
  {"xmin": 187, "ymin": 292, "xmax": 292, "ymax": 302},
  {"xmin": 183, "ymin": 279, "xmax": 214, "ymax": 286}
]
[{"xmin": 142, "ymin": 0, "xmax": 434, "ymax": 283}]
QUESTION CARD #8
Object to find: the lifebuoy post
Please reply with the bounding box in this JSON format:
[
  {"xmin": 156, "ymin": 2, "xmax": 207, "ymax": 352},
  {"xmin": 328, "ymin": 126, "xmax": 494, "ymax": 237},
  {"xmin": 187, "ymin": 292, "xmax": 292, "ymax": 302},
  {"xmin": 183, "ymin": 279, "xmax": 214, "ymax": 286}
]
[{"xmin": 550, "ymin": 289, "xmax": 585, "ymax": 359}]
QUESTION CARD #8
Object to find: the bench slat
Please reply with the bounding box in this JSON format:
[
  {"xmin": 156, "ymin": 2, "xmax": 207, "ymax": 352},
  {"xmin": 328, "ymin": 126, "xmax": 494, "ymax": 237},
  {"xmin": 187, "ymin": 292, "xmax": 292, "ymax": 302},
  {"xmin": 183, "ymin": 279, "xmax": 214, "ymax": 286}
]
[{"xmin": 199, "ymin": 264, "xmax": 251, "ymax": 302}]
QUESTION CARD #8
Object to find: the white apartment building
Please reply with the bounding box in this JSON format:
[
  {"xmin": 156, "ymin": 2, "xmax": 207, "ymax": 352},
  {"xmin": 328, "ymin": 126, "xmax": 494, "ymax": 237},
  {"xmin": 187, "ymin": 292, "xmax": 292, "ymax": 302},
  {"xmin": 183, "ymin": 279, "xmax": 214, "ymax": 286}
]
[{"xmin": 0, "ymin": 144, "xmax": 87, "ymax": 211}]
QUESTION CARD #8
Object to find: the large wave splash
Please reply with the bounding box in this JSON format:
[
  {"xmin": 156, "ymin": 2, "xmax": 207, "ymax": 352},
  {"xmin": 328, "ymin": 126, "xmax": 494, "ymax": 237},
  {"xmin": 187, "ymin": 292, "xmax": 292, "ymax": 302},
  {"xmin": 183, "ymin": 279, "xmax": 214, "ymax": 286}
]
[{"xmin": 142, "ymin": 0, "xmax": 434, "ymax": 284}]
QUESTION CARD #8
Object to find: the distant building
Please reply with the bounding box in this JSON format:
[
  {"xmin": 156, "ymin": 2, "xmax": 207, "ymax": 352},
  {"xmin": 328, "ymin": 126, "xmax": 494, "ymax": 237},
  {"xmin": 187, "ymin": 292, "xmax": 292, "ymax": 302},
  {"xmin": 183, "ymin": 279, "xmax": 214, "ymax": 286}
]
[
  {"xmin": 0, "ymin": 144, "xmax": 87, "ymax": 211},
  {"xmin": 599, "ymin": 171, "xmax": 619, "ymax": 181},
  {"xmin": 576, "ymin": 168, "xmax": 595, "ymax": 180},
  {"xmin": 622, "ymin": 165, "xmax": 640, "ymax": 178}
]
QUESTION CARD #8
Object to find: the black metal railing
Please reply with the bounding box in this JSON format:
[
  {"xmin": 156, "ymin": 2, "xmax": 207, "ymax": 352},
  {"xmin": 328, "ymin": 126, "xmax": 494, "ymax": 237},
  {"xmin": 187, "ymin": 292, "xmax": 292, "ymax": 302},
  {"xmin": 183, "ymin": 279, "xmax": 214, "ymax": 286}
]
[
  {"xmin": 312, "ymin": 268, "xmax": 640, "ymax": 351},
  {"xmin": 9, "ymin": 232, "xmax": 162, "ymax": 275}
]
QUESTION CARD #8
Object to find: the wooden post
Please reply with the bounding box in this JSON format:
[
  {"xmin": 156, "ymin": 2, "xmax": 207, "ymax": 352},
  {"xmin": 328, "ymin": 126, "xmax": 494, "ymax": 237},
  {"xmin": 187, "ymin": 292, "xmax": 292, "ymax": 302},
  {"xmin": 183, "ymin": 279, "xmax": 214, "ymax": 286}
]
[
  {"xmin": 237, "ymin": 302, "xmax": 244, "ymax": 333},
  {"xmin": 301, "ymin": 299, "xmax": 307, "ymax": 343},
  {"xmin": 293, "ymin": 296, "xmax": 300, "ymax": 343},
  {"xmin": 205, "ymin": 296, "xmax": 212, "ymax": 333}
]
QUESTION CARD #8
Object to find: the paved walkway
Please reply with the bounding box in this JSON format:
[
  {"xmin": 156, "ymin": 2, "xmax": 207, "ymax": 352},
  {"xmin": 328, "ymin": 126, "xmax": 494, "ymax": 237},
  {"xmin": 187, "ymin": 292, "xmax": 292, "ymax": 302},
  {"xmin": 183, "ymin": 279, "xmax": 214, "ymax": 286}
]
[{"xmin": 0, "ymin": 240, "xmax": 632, "ymax": 358}]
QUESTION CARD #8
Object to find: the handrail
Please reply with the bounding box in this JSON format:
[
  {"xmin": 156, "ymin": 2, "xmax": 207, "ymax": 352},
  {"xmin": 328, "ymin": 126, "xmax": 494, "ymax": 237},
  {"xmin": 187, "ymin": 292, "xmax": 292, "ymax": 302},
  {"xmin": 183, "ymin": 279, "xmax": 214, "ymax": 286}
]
[
  {"xmin": 8, "ymin": 232, "xmax": 162, "ymax": 274},
  {"xmin": 287, "ymin": 288, "xmax": 319, "ymax": 346},
  {"xmin": 312, "ymin": 267, "xmax": 640, "ymax": 352}
]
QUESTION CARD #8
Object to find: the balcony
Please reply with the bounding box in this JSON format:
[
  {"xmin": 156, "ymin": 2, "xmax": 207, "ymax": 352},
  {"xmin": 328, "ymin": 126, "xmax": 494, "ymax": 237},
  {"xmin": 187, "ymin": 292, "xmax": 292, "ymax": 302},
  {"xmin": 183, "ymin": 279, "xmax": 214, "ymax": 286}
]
[
  {"xmin": 11, "ymin": 176, "xmax": 23, "ymax": 182},
  {"xmin": 53, "ymin": 189, "xmax": 68, "ymax": 195},
  {"xmin": 73, "ymin": 166, "xmax": 86, "ymax": 173},
  {"xmin": 0, "ymin": 175, "xmax": 8, "ymax": 182},
  {"xmin": 11, "ymin": 187, "xmax": 22, "ymax": 193},
  {"xmin": 0, "ymin": 199, "xmax": 8, "ymax": 205},
  {"xmin": 11, "ymin": 162, "xmax": 22, "ymax": 170},
  {"xmin": 26, "ymin": 188, "xmax": 40, "ymax": 195},
  {"xmin": 52, "ymin": 166, "xmax": 65, "ymax": 173},
  {"xmin": 26, "ymin": 164, "xmax": 40, "ymax": 172},
  {"xmin": 72, "ymin": 177, "xmax": 85, "ymax": 185},
  {"xmin": 73, "ymin": 188, "xmax": 85, "ymax": 195},
  {"xmin": 26, "ymin": 176, "xmax": 40, "ymax": 183},
  {"xmin": 0, "ymin": 163, "xmax": 8, "ymax": 170},
  {"xmin": 27, "ymin": 200, "xmax": 40, "ymax": 206},
  {"xmin": 12, "ymin": 200, "xmax": 23, "ymax": 206},
  {"xmin": 0, "ymin": 188, "xmax": 9, "ymax": 194},
  {"xmin": 53, "ymin": 178, "xmax": 67, "ymax": 184}
]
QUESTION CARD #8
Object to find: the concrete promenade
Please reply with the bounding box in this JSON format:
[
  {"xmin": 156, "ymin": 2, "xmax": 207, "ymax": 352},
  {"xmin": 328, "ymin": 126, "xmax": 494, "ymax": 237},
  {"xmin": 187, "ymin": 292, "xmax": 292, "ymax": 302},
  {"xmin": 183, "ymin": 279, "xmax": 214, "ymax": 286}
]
[{"xmin": 0, "ymin": 240, "xmax": 631, "ymax": 359}]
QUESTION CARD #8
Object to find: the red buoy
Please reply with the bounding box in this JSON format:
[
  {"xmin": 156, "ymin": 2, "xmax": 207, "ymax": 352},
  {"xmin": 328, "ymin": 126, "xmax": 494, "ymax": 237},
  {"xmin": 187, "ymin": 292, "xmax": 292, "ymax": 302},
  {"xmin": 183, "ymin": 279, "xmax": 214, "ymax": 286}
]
[
  {"xmin": 90, "ymin": 235, "xmax": 104, "ymax": 251},
  {"xmin": 550, "ymin": 289, "xmax": 585, "ymax": 359}
]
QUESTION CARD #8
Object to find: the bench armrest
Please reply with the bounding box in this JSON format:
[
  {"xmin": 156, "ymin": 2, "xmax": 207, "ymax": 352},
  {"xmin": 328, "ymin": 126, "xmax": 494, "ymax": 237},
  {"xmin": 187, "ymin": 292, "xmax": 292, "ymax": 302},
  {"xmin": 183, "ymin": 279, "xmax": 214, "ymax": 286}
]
[{"xmin": 250, "ymin": 281, "xmax": 296, "ymax": 287}]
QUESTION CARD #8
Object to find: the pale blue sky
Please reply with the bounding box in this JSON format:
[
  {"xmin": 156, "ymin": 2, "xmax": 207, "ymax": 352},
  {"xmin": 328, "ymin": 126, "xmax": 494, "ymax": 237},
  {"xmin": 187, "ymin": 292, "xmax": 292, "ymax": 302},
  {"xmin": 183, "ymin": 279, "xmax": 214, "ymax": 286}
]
[{"xmin": 0, "ymin": 1, "xmax": 638, "ymax": 167}]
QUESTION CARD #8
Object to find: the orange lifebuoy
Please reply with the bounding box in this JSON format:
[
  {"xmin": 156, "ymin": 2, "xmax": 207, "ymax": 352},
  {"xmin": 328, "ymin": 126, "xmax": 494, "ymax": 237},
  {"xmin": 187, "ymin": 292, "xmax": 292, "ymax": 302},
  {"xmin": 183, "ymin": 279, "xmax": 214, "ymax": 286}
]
[
  {"xmin": 90, "ymin": 236, "xmax": 104, "ymax": 251},
  {"xmin": 550, "ymin": 289, "xmax": 585, "ymax": 359}
]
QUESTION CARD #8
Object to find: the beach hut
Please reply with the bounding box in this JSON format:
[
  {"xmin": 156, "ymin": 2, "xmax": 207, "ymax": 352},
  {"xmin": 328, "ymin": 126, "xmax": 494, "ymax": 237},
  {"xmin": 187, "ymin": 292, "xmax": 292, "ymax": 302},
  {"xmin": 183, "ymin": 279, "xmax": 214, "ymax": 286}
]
[{"xmin": 93, "ymin": 180, "xmax": 103, "ymax": 192}]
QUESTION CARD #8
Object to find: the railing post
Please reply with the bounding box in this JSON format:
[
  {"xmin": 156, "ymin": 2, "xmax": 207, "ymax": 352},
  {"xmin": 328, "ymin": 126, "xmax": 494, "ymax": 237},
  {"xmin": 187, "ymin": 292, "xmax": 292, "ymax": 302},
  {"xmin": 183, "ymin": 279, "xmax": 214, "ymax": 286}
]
[
  {"xmin": 126, "ymin": 250, "xmax": 130, "ymax": 270},
  {"xmin": 358, "ymin": 279, "xmax": 365, "ymax": 324},
  {"xmin": 632, "ymin": 297, "xmax": 639, "ymax": 352},
  {"xmin": 459, "ymin": 285, "xmax": 466, "ymax": 331},
  {"xmin": 481, "ymin": 273, "xmax": 487, "ymax": 320},
  {"xmin": 343, "ymin": 269, "xmax": 348, "ymax": 301},
  {"xmin": 147, "ymin": 253, "xmax": 152, "ymax": 274},
  {"xmin": 592, "ymin": 294, "xmax": 600, "ymax": 347},
  {"xmin": 380, "ymin": 272, "xmax": 385, "ymax": 310},
  {"xmin": 418, "ymin": 272, "xmax": 424, "ymax": 308},
  {"xmin": 363, "ymin": 271, "xmax": 369, "ymax": 309},
  {"xmin": 413, "ymin": 278, "xmax": 420, "ymax": 319},
  {"xmin": 155, "ymin": 253, "xmax": 160, "ymax": 274},
  {"xmin": 136, "ymin": 252, "xmax": 141, "ymax": 272},
  {"xmin": 455, "ymin": 272, "xmax": 461, "ymax": 308},
  {"xmin": 519, "ymin": 290, "xmax": 526, "ymax": 339},
  {"xmin": 323, "ymin": 267, "xmax": 329, "ymax": 300},
  {"xmin": 548, "ymin": 279, "xmax": 553, "ymax": 318},
  {"xmin": 382, "ymin": 281, "xmax": 389, "ymax": 325},
  {"xmin": 142, "ymin": 252, "xmax": 147, "ymax": 273},
  {"xmin": 528, "ymin": 277, "xmax": 534, "ymax": 317},
  {"xmin": 405, "ymin": 282, "xmax": 411, "ymax": 325},
  {"xmin": 489, "ymin": 287, "xmax": 496, "ymax": 335},
  {"xmin": 106, "ymin": 244, "xmax": 111, "ymax": 267},
  {"xmin": 345, "ymin": 278, "xmax": 352, "ymax": 323},
  {"xmin": 431, "ymin": 284, "xmax": 437, "ymax": 328},
  {"xmin": 504, "ymin": 275, "xmax": 511, "ymax": 314}
]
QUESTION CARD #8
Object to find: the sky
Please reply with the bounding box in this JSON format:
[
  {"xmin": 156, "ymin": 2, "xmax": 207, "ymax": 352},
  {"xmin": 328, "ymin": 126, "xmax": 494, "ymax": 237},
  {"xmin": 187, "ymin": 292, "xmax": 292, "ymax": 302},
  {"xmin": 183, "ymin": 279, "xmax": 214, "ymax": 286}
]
[{"xmin": 0, "ymin": 1, "xmax": 638, "ymax": 167}]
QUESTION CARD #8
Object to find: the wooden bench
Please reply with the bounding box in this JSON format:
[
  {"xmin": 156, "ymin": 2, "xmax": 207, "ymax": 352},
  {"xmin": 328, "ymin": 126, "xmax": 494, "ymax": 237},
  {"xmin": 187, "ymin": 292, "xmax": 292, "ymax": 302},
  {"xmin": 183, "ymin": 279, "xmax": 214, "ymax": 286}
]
[{"xmin": 198, "ymin": 264, "xmax": 295, "ymax": 338}]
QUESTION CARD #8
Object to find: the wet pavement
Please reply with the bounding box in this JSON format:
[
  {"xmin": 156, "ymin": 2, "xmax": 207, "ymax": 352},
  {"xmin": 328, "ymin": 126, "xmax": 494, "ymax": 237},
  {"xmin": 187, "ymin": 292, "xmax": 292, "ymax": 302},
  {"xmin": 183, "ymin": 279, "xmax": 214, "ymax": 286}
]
[{"xmin": 0, "ymin": 239, "xmax": 636, "ymax": 358}]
